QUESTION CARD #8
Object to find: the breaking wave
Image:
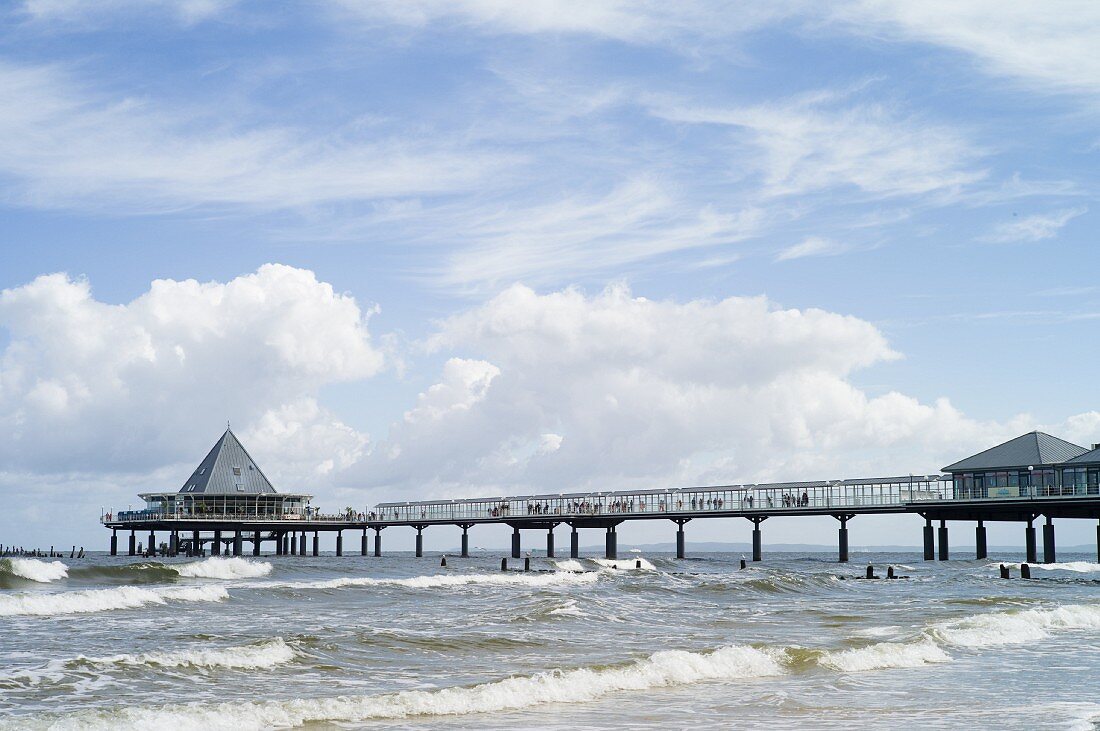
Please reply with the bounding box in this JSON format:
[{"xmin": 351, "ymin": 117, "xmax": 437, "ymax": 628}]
[
  {"xmin": 21, "ymin": 644, "xmax": 784, "ymax": 729},
  {"xmin": 81, "ymin": 638, "xmax": 296, "ymax": 670},
  {"xmin": 818, "ymin": 640, "xmax": 950, "ymax": 672},
  {"xmin": 174, "ymin": 557, "xmax": 273, "ymax": 580},
  {"xmin": 931, "ymin": 603, "xmax": 1100, "ymax": 647},
  {"xmin": 553, "ymin": 559, "xmax": 585, "ymax": 572},
  {"xmin": 0, "ymin": 558, "xmax": 68, "ymax": 583},
  {"xmin": 275, "ymin": 571, "xmax": 599, "ymax": 592},
  {"xmin": 0, "ymin": 584, "xmax": 229, "ymax": 617},
  {"xmin": 992, "ymin": 561, "xmax": 1100, "ymax": 574},
  {"xmin": 594, "ymin": 557, "xmax": 657, "ymax": 571}
]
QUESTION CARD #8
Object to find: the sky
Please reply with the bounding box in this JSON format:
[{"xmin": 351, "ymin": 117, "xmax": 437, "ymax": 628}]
[{"xmin": 1, "ymin": 1, "xmax": 1099, "ymax": 552}]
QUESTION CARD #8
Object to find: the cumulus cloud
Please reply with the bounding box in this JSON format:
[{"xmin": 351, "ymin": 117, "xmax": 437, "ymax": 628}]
[
  {"xmin": 982, "ymin": 207, "xmax": 1086, "ymax": 243},
  {"xmin": 358, "ymin": 283, "xmax": 1027, "ymax": 496},
  {"xmin": 0, "ymin": 264, "xmax": 380, "ymax": 475}
]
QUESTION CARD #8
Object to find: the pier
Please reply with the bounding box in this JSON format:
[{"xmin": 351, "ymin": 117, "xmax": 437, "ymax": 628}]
[{"xmin": 101, "ymin": 430, "xmax": 1100, "ymax": 563}]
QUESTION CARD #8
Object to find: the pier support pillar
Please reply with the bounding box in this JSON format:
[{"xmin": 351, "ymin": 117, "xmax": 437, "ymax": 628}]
[
  {"xmin": 415, "ymin": 527, "xmax": 424, "ymax": 558},
  {"xmin": 975, "ymin": 521, "xmax": 987, "ymax": 560},
  {"xmin": 673, "ymin": 519, "xmax": 689, "ymax": 559},
  {"xmin": 191, "ymin": 531, "xmax": 200, "ymax": 557},
  {"xmin": 938, "ymin": 520, "xmax": 949, "ymax": 561},
  {"xmin": 570, "ymin": 527, "xmax": 579, "ymax": 558},
  {"xmin": 1025, "ymin": 520, "xmax": 1037, "ymax": 564},
  {"xmin": 460, "ymin": 526, "xmax": 470, "ymax": 557},
  {"xmin": 128, "ymin": 530, "xmax": 136, "ymax": 556},
  {"xmin": 300, "ymin": 532, "xmax": 306, "ymax": 556},
  {"xmin": 313, "ymin": 532, "xmax": 319, "ymax": 556},
  {"xmin": 361, "ymin": 529, "xmax": 368, "ymax": 556},
  {"xmin": 148, "ymin": 531, "xmax": 156, "ymax": 557},
  {"xmin": 749, "ymin": 516, "xmax": 766, "ymax": 562},
  {"xmin": 213, "ymin": 530, "xmax": 222, "ymax": 556},
  {"xmin": 253, "ymin": 532, "xmax": 261, "ymax": 556},
  {"xmin": 923, "ymin": 518, "xmax": 934, "ymax": 561},
  {"xmin": 511, "ymin": 527, "xmax": 521, "ymax": 559},
  {"xmin": 546, "ymin": 528, "xmax": 555, "ymax": 558},
  {"xmin": 233, "ymin": 531, "xmax": 243, "ymax": 556},
  {"xmin": 169, "ymin": 532, "xmax": 178, "ymax": 557},
  {"xmin": 837, "ymin": 516, "xmax": 849, "ymax": 563},
  {"xmin": 1043, "ymin": 516, "xmax": 1056, "ymax": 564},
  {"xmin": 1096, "ymin": 521, "xmax": 1099, "ymax": 564},
  {"xmin": 336, "ymin": 531, "xmax": 343, "ymax": 557},
  {"xmin": 275, "ymin": 532, "xmax": 284, "ymax": 556},
  {"xmin": 374, "ymin": 528, "xmax": 382, "ymax": 557},
  {"xmin": 110, "ymin": 530, "xmax": 118, "ymax": 556},
  {"xmin": 605, "ymin": 525, "xmax": 617, "ymax": 560},
  {"xmin": 290, "ymin": 531, "xmax": 297, "ymax": 555}
]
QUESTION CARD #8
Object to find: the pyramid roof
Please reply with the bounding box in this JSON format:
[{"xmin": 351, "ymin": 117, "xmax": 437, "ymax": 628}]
[
  {"xmin": 178, "ymin": 428, "xmax": 277, "ymax": 494},
  {"xmin": 943, "ymin": 431, "xmax": 1087, "ymax": 472}
]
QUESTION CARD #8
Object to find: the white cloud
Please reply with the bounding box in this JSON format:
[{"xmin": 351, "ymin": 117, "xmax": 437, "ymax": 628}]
[
  {"xmin": 775, "ymin": 236, "xmax": 851, "ymax": 261},
  {"xmin": 828, "ymin": 2, "xmax": 1100, "ymax": 95},
  {"xmin": 0, "ymin": 264, "xmax": 380, "ymax": 475},
  {"xmin": 653, "ymin": 94, "xmax": 985, "ymax": 199},
  {"xmin": 22, "ymin": 0, "xmax": 239, "ymax": 26},
  {"xmin": 333, "ymin": 1, "xmax": 790, "ymax": 47},
  {"xmin": 0, "ymin": 61, "xmax": 512, "ymax": 213},
  {"xmin": 359, "ymin": 283, "xmax": 1032, "ymax": 496},
  {"xmin": 430, "ymin": 178, "xmax": 764, "ymax": 291},
  {"xmin": 982, "ymin": 207, "xmax": 1086, "ymax": 243}
]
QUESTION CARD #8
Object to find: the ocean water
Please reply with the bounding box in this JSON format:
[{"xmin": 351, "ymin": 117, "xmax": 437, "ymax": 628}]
[{"xmin": 1, "ymin": 550, "xmax": 1098, "ymax": 730}]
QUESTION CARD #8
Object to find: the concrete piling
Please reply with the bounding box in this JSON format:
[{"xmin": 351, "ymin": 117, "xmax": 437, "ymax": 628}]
[
  {"xmin": 128, "ymin": 530, "xmax": 136, "ymax": 556},
  {"xmin": 546, "ymin": 528, "xmax": 555, "ymax": 558},
  {"xmin": 570, "ymin": 526, "xmax": 579, "ymax": 558},
  {"xmin": 233, "ymin": 531, "xmax": 242, "ymax": 556},
  {"xmin": 923, "ymin": 518, "xmax": 934, "ymax": 561},
  {"xmin": 938, "ymin": 520, "xmax": 949, "ymax": 561},
  {"xmin": 213, "ymin": 530, "xmax": 222, "ymax": 556},
  {"xmin": 313, "ymin": 532, "xmax": 319, "ymax": 556},
  {"xmin": 299, "ymin": 532, "xmax": 306, "ymax": 556},
  {"xmin": 1043, "ymin": 516, "xmax": 1056, "ymax": 564},
  {"xmin": 605, "ymin": 525, "xmax": 617, "ymax": 560},
  {"xmin": 361, "ymin": 529, "xmax": 368, "ymax": 556},
  {"xmin": 511, "ymin": 527, "xmax": 521, "ymax": 559},
  {"xmin": 110, "ymin": 530, "xmax": 118, "ymax": 556},
  {"xmin": 675, "ymin": 520, "xmax": 687, "ymax": 559},
  {"xmin": 374, "ymin": 527, "xmax": 382, "ymax": 557},
  {"xmin": 460, "ymin": 525, "xmax": 470, "ymax": 557},
  {"xmin": 838, "ymin": 516, "xmax": 849, "ymax": 563},
  {"xmin": 335, "ymin": 532, "xmax": 343, "ymax": 557},
  {"xmin": 1025, "ymin": 519, "xmax": 1037, "ymax": 564},
  {"xmin": 975, "ymin": 520, "xmax": 987, "ymax": 560},
  {"xmin": 415, "ymin": 527, "xmax": 424, "ymax": 558}
]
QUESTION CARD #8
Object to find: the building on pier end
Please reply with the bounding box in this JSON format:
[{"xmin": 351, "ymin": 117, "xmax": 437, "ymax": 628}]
[
  {"xmin": 117, "ymin": 428, "xmax": 313, "ymax": 521},
  {"xmin": 943, "ymin": 431, "xmax": 1094, "ymax": 499}
]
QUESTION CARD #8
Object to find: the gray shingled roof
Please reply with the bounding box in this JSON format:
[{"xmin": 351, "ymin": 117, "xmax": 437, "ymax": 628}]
[
  {"xmin": 178, "ymin": 428, "xmax": 277, "ymax": 494},
  {"xmin": 1065, "ymin": 445, "xmax": 1100, "ymax": 465},
  {"xmin": 943, "ymin": 431, "xmax": 1087, "ymax": 472}
]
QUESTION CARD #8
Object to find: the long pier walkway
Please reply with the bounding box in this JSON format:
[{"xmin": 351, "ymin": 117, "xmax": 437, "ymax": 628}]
[{"xmin": 102, "ymin": 473, "xmax": 1100, "ymax": 564}]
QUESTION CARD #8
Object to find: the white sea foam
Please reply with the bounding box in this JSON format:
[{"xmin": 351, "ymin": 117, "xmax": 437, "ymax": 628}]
[
  {"xmin": 552, "ymin": 559, "xmax": 585, "ymax": 572},
  {"xmin": 0, "ymin": 558, "xmax": 68, "ymax": 583},
  {"xmin": 83, "ymin": 638, "xmax": 296, "ymax": 670},
  {"xmin": 548, "ymin": 599, "xmax": 586, "ymax": 617},
  {"xmin": 932, "ymin": 603, "xmax": 1100, "ymax": 647},
  {"xmin": 175, "ymin": 557, "xmax": 273, "ymax": 579},
  {"xmin": 0, "ymin": 584, "xmax": 229, "ymax": 617},
  {"xmin": 995, "ymin": 561, "xmax": 1100, "ymax": 573},
  {"xmin": 593, "ymin": 557, "xmax": 656, "ymax": 571},
  {"xmin": 277, "ymin": 571, "xmax": 599, "ymax": 592},
  {"xmin": 24, "ymin": 644, "xmax": 784, "ymax": 729},
  {"xmin": 819, "ymin": 639, "xmax": 950, "ymax": 672}
]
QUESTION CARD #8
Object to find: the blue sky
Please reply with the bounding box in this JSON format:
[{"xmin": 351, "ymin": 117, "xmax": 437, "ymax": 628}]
[{"xmin": 1, "ymin": 1, "xmax": 1098, "ymax": 550}]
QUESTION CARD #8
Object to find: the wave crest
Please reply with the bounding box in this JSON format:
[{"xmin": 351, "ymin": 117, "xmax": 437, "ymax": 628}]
[
  {"xmin": 932, "ymin": 603, "xmax": 1100, "ymax": 647},
  {"xmin": 0, "ymin": 584, "xmax": 229, "ymax": 617},
  {"xmin": 0, "ymin": 558, "xmax": 68, "ymax": 583},
  {"xmin": 82, "ymin": 638, "xmax": 296, "ymax": 670},
  {"xmin": 278, "ymin": 571, "xmax": 599, "ymax": 592},
  {"xmin": 819, "ymin": 640, "xmax": 950, "ymax": 672},
  {"xmin": 175, "ymin": 557, "xmax": 272, "ymax": 580}
]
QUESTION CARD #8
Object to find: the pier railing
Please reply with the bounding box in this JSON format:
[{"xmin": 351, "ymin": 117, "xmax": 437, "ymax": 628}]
[{"xmin": 372, "ymin": 476, "xmax": 948, "ymax": 523}]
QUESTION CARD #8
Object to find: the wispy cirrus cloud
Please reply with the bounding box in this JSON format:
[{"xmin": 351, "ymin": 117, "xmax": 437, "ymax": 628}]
[
  {"xmin": 0, "ymin": 60, "xmax": 515, "ymax": 214},
  {"xmin": 775, "ymin": 236, "xmax": 852, "ymax": 261},
  {"xmin": 826, "ymin": 2, "xmax": 1100, "ymax": 96},
  {"xmin": 982, "ymin": 207, "xmax": 1086, "ymax": 243},
  {"xmin": 651, "ymin": 92, "xmax": 986, "ymax": 200}
]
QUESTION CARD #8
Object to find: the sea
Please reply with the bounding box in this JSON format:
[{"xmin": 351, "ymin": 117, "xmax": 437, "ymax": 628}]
[{"xmin": 1, "ymin": 550, "xmax": 1098, "ymax": 730}]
